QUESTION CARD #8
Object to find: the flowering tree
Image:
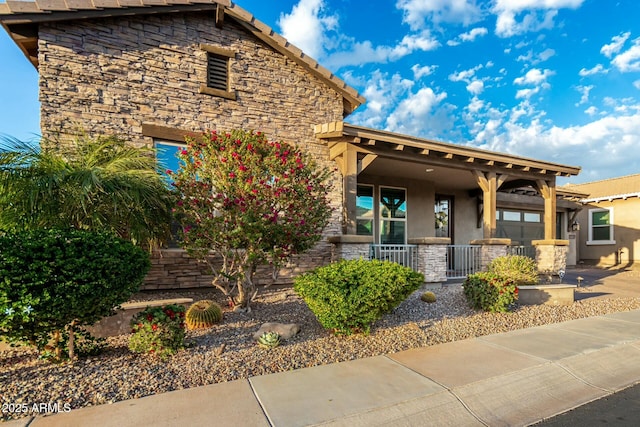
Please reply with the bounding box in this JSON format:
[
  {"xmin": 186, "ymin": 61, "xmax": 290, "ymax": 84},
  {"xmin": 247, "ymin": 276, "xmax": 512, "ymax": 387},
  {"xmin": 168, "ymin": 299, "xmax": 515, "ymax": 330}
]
[{"xmin": 171, "ymin": 130, "xmax": 332, "ymax": 311}]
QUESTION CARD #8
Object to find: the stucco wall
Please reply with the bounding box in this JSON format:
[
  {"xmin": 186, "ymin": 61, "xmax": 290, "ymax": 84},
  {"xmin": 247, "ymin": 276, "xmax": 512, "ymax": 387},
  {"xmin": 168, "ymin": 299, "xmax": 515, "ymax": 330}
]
[
  {"xmin": 37, "ymin": 12, "xmax": 347, "ymax": 288},
  {"xmin": 577, "ymin": 198, "xmax": 640, "ymax": 266}
]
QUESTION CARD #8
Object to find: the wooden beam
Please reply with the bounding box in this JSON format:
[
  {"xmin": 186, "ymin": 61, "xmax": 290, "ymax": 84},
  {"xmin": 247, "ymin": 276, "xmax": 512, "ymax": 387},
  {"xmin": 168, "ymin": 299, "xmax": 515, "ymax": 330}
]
[
  {"xmin": 215, "ymin": 3, "xmax": 224, "ymax": 28},
  {"xmin": 393, "ymin": 144, "xmax": 405, "ymax": 151},
  {"xmin": 420, "ymin": 148, "xmax": 429, "ymax": 155},
  {"xmin": 358, "ymin": 154, "xmax": 377, "ymax": 175},
  {"xmin": 329, "ymin": 142, "xmax": 348, "ymax": 161}
]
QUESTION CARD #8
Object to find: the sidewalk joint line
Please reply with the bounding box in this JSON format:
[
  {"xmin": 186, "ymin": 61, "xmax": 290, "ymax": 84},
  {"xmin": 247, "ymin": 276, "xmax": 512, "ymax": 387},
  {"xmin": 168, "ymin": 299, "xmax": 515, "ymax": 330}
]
[{"xmin": 247, "ymin": 378, "xmax": 274, "ymax": 427}]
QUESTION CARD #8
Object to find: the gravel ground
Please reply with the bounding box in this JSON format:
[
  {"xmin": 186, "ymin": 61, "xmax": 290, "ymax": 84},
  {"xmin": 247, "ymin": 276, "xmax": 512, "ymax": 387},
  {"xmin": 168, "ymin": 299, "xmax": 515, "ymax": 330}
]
[{"xmin": 3, "ymin": 284, "xmax": 640, "ymax": 422}]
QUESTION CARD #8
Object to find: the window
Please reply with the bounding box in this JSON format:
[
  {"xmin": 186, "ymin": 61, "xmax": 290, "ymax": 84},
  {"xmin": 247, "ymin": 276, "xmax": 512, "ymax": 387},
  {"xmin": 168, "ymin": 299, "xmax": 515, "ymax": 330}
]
[
  {"xmin": 356, "ymin": 185, "xmax": 374, "ymax": 236},
  {"xmin": 155, "ymin": 140, "xmax": 185, "ymax": 184},
  {"xmin": 588, "ymin": 208, "xmax": 615, "ymax": 245},
  {"xmin": 380, "ymin": 187, "xmax": 406, "ymax": 244},
  {"xmin": 198, "ymin": 44, "xmax": 236, "ymax": 100}
]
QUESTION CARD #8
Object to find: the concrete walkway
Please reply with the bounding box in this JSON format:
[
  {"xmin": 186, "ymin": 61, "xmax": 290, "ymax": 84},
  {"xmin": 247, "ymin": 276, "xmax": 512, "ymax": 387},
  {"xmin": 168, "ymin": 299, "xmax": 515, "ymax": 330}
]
[
  {"xmin": 7, "ymin": 308, "xmax": 640, "ymax": 427},
  {"xmin": 7, "ymin": 266, "xmax": 640, "ymax": 427}
]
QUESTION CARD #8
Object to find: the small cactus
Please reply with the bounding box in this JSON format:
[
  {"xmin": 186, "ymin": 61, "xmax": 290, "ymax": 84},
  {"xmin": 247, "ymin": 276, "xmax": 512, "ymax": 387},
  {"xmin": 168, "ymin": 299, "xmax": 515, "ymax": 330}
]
[
  {"xmin": 420, "ymin": 291, "xmax": 437, "ymax": 303},
  {"xmin": 257, "ymin": 331, "xmax": 281, "ymax": 349},
  {"xmin": 185, "ymin": 300, "xmax": 223, "ymax": 330}
]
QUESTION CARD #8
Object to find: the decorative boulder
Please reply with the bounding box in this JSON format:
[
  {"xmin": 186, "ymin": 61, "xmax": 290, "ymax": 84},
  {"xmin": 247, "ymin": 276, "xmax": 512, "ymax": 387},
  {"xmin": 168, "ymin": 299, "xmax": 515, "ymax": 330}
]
[{"xmin": 253, "ymin": 322, "xmax": 300, "ymax": 340}]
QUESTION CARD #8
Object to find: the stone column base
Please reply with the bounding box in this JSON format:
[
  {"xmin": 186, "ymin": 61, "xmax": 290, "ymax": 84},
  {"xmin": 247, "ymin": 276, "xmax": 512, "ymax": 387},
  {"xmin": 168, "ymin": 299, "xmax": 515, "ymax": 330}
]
[
  {"xmin": 408, "ymin": 237, "xmax": 450, "ymax": 283},
  {"xmin": 469, "ymin": 238, "xmax": 511, "ymax": 271},
  {"xmin": 532, "ymin": 239, "xmax": 569, "ymax": 276},
  {"xmin": 328, "ymin": 235, "xmax": 373, "ymax": 262}
]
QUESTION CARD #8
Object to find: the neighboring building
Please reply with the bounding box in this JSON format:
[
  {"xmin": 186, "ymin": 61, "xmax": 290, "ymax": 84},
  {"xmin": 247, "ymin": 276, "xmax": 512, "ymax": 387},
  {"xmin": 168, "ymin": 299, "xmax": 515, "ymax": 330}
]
[
  {"xmin": 0, "ymin": 0, "xmax": 582, "ymax": 287},
  {"xmin": 563, "ymin": 174, "xmax": 640, "ymax": 267}
]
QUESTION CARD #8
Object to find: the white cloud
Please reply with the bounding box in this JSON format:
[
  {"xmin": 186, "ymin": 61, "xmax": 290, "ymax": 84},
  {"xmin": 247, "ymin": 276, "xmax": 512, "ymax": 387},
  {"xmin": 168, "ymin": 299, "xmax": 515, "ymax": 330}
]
[
  {"xmin": 515, "ymin": 87, "xmax": 541, "ymax": 99},
  {"xmin": 584, "ymin": 106, "xmax": 598, "ymax": 116},
  {"xmin": 396, "ymin": 0, "xmax": 483, "ymax": 30},
  {"xmin": 579, "ymin": 64, "xmax": 607, "ymax": 76},
  {"xmin": 447, "ymin": 39, "xmax": 461, "ymax": 46},
  {"xmin": 492, "ymin": 0, "xmax": 584, "ymax": 38},
  {"xmin": 600, "ymin": 32, "xmax": 631, "ymax": 58},
  {"xmin": 611, "ymin": 37, "xmax": 640, "ymax": 72},
  {"xmin": 324, "ymin": 31, "xmax": 440, "ymax": 68},
  {"xmin": 385, "ymin": 87, "xmax": 451, "ymax": 136},
  {"xmin": 538, "ymin": 48, "xmax": 556, "ymax": 62},
  {"xmin": 514, "ymin": 68, "xmax": 554, "ymax": 85},
  {"xmin": 574, "ymin": 85, "xmax": 593, "ymax": 106},
  {"xmin": 634, "ymin": 80, "xmax": 640, "ymax": 90},
  {"xmin": 449, "ymin": 64, "xmax": 483, "ymax": 82},
  {"xmin": 278, "ymin": 0, "xmax": 338, "ymax": 60},
  {"xmin": 412, "ymin": 64, "xmax": 438, "ymax": 79},
  {"xmin": 459, "ymin": 27, "xmax": 488, "ymax": 42},
  {"xmin": 466, "ymin": 80, "xmax": 484, "ymax": 95}
]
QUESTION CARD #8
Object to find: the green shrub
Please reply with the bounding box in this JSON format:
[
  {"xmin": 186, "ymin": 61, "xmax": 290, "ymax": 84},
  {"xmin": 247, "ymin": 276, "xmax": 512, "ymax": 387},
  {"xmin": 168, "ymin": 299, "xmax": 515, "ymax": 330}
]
[
  {"xmin": 294, "ymin": 259, "xmax": 424, "ymax": 335},
  {"xmin": 129, "ymin": 304, "xmax": 186, "ymax": 358},
  {"xmin": 462, "ymin": 272, "xmax": 518, "ymax": 313},
  {"xmin": 0, "ymin": 228, "xmax": 150, "ymax": 361},
  {"xmin": 420, "ymin": 291, "xmax": 437, "ymax": 303},
  {"xmin": 487, "ymin": 255, "xmax": 538, "ymax": 285}
]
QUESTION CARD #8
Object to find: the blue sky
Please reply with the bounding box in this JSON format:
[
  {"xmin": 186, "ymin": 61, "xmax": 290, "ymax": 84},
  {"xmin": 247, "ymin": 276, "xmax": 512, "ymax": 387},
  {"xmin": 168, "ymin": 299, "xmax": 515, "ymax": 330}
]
[{"xmin": 2, "ymin": 0, "xmax": 640, "ymax": 184}]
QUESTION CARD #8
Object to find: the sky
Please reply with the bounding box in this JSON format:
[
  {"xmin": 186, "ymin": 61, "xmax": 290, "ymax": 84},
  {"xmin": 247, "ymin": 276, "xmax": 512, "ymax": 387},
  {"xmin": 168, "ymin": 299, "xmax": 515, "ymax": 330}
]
[{"xmin": 1, "ymin": 0, "xmax": 640, "ymax": 184}]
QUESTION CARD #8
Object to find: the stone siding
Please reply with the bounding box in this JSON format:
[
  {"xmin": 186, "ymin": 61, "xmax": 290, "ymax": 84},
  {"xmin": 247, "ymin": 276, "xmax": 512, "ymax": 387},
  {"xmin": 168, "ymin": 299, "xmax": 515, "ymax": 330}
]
[
  {"xmin": 415, "ymin": 244, "xmax": 447, "ymax": 283},
  {"xmin": 330, "ymin": 243, "xmax": 371, "ymax": 262},
  {"xmin": 534, "ymin": 242, "xmax": 569, "ymax": 276},
  {"xmin": 37, "ymin": 13, "xmax": 346, "ymax": 289}
]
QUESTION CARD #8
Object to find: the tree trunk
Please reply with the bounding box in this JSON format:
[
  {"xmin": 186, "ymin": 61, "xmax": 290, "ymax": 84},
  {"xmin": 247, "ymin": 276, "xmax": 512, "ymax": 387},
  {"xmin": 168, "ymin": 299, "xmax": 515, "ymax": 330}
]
[{"xmin": 234, "ymin": 264, "xmax": 257, "ymax": 312}]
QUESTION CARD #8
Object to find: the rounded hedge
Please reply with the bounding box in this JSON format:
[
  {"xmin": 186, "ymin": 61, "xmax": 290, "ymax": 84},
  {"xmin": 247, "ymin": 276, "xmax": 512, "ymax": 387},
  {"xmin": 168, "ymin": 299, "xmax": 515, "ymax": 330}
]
[
  {"xmin": 294, "ymin": 259, "xmax": 424, "ymax": 335},
  {"xmin": 0, "ymin": 228, "xmax": 150, "ymax": 351}
]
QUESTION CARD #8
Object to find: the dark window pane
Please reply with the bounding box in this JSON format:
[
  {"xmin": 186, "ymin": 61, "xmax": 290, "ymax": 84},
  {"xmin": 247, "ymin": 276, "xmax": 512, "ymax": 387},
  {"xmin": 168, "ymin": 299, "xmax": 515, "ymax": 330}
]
[
  {"xmin": 592, "ymin": 226, "xmax": 610, "ymax": 241},
  {"xmin": 380, "ymin": 220, "xmax": 405, "ymax": 244}
]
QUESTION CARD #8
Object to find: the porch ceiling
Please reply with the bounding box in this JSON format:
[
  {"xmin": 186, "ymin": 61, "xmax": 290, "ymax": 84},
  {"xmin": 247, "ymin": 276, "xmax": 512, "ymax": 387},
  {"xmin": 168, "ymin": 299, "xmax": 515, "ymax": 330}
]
[{"xmin": 359, "ymin": 156, "xmax": 479, "ymax": 191}]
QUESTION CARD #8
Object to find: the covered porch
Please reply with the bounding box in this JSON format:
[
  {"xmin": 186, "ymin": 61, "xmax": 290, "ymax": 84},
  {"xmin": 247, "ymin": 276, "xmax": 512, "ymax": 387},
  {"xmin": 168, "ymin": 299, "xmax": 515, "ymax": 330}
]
[{"xmin": 316, "ymin": 122, "xmax": 582, "ymax": 282}]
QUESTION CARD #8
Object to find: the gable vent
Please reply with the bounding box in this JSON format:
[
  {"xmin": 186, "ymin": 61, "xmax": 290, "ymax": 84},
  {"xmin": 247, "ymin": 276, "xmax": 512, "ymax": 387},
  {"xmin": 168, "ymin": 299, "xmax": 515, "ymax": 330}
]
[{"xmin": 207, "ymin": 53, "xmax": 228, "ymax": 91}]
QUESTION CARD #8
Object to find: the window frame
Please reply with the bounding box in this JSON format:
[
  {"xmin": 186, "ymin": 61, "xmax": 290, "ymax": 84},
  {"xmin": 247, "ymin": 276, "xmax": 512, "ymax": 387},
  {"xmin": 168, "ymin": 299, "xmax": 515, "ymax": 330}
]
[
  {"xmin": 379, "ymin": 185, "xmax": 407, "ymax": 244},
  {"xmin": 356, "ymin": 184, "xmax": 375, "ymax": 237},
  {"xmin": 198, "ymin": 44, "xmax": 236, "ymax": 100},
  {"xmin": 587, "ymin": 207, "xmax": 615, "ymax": 245}
]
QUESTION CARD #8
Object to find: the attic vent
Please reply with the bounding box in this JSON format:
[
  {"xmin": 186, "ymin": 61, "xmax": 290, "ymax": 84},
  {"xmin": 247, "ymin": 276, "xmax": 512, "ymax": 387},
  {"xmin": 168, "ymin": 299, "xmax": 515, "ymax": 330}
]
[
  {"xmin": 207, "ymin": 53, "xmax": 228, "ymax": 91},
  {"xmin": 198, "ymin": 44, "xmax": 236, "ymax": 101}
]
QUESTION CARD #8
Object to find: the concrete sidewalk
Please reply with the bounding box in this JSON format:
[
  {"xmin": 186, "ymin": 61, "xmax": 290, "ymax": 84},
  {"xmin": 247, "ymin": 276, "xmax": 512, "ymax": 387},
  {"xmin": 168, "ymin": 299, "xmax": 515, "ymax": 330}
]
[{"xmin": 8, "ymin": 309, "xmax": 640, "ymax": 427}]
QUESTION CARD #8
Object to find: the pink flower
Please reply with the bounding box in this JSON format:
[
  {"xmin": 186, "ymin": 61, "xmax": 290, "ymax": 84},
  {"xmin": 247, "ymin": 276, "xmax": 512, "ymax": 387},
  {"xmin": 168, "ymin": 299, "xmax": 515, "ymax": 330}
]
[
  {"xmin": 180, "ymin": 149, "xmax": 188, "ymax": 155},
  {"xmin": 166, "ymin": 169, "xmax": 172, "ymax": 175},
  {"xmin": 229, "ymin": 172, "xmax": 236, "ymax": 179},
  {"xmin": 239, "ymin": 165, "xmax": 247, "ymax": 172}
]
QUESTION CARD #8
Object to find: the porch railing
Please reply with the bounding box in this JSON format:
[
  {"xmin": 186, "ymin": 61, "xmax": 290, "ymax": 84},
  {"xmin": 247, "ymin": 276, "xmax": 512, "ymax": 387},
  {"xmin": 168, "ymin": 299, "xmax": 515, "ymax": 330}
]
[
  {"xmin": 446, "ymin": 245, "xmax": 481, "ymax": 279},
  {"xmin": 507, "ymin": 245, "xmax": 535, "ymax": 259},
  {"xmin": 369, "ymin": 244, "xmax": 418, "ymax": 270}
]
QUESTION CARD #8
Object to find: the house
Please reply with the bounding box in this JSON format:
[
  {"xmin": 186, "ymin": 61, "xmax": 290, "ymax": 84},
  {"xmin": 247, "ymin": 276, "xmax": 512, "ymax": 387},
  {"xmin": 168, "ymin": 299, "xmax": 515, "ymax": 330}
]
[
  {"xmin": 0, "ymin": 0, "xmax": 582, "ymax": 288},
  {"xmin": 563, "ymin": 174, "xmax": 640, "ymax": 267}
]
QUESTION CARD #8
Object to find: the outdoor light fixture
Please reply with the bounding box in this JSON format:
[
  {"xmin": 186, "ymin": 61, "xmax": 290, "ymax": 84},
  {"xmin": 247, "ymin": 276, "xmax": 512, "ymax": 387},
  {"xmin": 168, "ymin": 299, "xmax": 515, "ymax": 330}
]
[
  {"xmin": 425, "ymin": 168, "xmax": 434, "ymax": 173},
  {"xmin": 571, "ymin": 221, "xmax": 580, "ymax": 231}
]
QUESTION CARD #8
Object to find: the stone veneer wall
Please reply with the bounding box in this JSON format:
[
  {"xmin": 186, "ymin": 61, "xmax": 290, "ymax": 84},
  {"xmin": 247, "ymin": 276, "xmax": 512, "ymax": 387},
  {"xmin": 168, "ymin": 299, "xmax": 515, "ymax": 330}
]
[
  {"xmin": 470, "ymin": 239, "xmax": 511, "ymax": 271},
  {"xmin": 37, "ymin": 13, "xmax": 346, "ymax": 289},
  {"xmin": 533, "ymin": 240, "xmax": 569, "ymax": 276}
]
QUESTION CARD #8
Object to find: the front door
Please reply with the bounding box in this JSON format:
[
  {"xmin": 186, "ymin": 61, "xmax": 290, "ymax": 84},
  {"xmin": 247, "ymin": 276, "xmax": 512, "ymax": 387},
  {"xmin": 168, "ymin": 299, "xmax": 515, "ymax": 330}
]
[{"xmin": 435, "ymin": 195, "xmax": 454, "ymax": 242}]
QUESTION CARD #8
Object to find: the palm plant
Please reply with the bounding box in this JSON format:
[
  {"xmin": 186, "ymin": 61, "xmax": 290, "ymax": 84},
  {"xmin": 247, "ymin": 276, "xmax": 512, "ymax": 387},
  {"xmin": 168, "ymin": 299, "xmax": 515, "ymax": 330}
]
[{"xmin": 0, "ymin": 133, "xmax": 172, "ymax": 249}]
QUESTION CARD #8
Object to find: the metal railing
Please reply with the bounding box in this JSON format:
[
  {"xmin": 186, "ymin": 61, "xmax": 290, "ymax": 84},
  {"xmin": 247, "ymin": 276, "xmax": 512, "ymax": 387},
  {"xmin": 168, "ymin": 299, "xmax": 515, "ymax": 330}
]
[
  {"xmin": 446, "ymin": 245, "xmax": 481, "ymax": 279},
  {"xmin": 508, "ymin": 245, "xmax": 536, "ymax": 259},
  {"xmin": 369, "ymin": 244, "xmax": 418, "ymax": 270}
]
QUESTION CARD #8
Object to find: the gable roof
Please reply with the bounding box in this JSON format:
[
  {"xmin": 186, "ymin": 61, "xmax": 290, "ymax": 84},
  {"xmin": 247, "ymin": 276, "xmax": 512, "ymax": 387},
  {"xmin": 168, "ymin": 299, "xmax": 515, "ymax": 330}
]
[
  {"xmin": 0, "ymin": 0, "xmax": 365, "ymax": 115},
  {"xmin": 563, "ymin": 173, "xmax": 640, "ymax": 202}
]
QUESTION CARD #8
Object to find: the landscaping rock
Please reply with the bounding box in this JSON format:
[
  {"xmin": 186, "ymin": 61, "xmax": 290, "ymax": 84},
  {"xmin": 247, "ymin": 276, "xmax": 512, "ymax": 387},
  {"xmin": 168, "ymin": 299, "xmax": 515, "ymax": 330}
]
[{"xmin": 253, "ymin": 322, "xmax": 300, "ymax": 340}]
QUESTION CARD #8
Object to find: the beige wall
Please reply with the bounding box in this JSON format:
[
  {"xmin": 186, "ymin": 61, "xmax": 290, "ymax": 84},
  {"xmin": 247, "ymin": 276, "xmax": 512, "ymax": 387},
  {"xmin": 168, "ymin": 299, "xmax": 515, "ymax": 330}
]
[
  {"xmin": 577, "ymin": 198, "xmax": 640, "ymax": 266},
  {"xmin": 37, "ymin": 13, "xmax": 347, "ymax": 288}
]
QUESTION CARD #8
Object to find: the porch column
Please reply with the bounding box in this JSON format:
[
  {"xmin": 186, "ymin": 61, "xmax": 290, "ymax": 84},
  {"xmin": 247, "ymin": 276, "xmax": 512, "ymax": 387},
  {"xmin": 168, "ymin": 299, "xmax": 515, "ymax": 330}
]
[
  {"xmin": 408, "ymin": 237, "xmax": 450, "ymax": 283},
  {"xmin": 472, "ymin": 171, "xmax": 508, "ymax": 239},
  {"xmin": 536, "ymin": 178, "xmax": 557, "ymax": 240},
  {"xmin": 532, "ymin": 239, "xmax": 569, "ymax": 278}
]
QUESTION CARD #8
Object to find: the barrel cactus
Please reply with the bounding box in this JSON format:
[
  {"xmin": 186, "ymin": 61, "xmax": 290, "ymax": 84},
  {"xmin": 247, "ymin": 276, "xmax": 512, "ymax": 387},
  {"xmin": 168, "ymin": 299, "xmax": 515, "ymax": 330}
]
[
  {"xmin": 420, "ymin": 291, "xmax": 437, "ymax": 303},
  {"xmin": 257, "ymin": 331, "xmax": 281, "ymax": 349},
  {"xmin": 185, "ymin": 300, "xmax": 223, "ymax": 330}
]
